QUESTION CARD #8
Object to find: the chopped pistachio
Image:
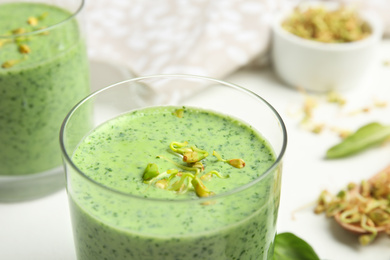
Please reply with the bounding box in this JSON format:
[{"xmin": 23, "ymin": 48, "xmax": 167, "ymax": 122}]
[
  {"xmin": 12, "ymin": 28, "xmax": 26, "ymax": 35},
  {"xmin": 27, "ymin": 17, "xmax": 39, "ymax": 26},
  {"xmin": 299, "ymin": 92, "xmax": 318, "ymax": 126},
  {"xmin": 373, "ymin": 99, "xmax": 387, "ymax": 108},
  {"xmin": 0, "ymin": 13, "xmax": 52, "ymax": 69},
  {"xmin": 0, "ymin": 38, "xmax": 12, "ymax": 47},
  {"xmin": 173, "ymin": 108, "xmax": 184, "ymax": 118},
  {"xmin": 2, "ymin": 59, "xmax": 20, "ymax": 68},
  {"xmin": 19, "ymin": 44, "xmax": 31, "ymax": 54},
  {"xmin": 311, "ymin": 123, "xmax": 325, "ymax": 134},
  {"xmin": 212, "ymin": 150, "xmax": 245, "ymax": 168},
  {"xmin": 15, "ymin": 35, "xmax": 30, "ymax": 44},
  {"xmin": 330, "ymin": 127, "xmax": 352, "ymax": 139},
  {"xmin": 155, "ymin": 179, "xmax": 169, "ymax": 190},
  {"xmin": 327, "ymin": 90, "xmax": 346, "ymax": 106}
]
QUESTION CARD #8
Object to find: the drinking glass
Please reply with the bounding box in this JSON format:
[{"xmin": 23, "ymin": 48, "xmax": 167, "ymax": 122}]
[
  {"xmin": 0, "ymin": 0, "xmax": 89, "ymax": 201},
  {"xmin": 60, "ymin": 75, "xmax": 287, "ymax": 260}
]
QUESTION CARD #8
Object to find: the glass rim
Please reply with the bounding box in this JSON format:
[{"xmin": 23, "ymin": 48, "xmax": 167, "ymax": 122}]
[
  {"xmin": 60, "ymin": 74, "xmax": 288, "ymax": 203},
  {"xmin": 0, "ymin": 0, "xmax": 85, "ymax": 39}
]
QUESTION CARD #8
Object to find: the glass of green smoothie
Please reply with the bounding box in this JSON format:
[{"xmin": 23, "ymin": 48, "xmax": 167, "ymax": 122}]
[
  {"xmin": 60, "ymin": 75, "xmax": 287, "ymax": 260},
  {"xmin": 0, "ymin": 0, "xmax": 89, "ymax": 201}
]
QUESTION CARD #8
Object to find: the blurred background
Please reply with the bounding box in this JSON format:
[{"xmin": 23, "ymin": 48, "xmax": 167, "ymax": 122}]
[{"xmin": 84, "ymin": 0, "xmax": 390, "ymax": 80}]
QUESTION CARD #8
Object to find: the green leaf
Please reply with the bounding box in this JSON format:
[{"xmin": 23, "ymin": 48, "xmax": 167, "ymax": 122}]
[
  {"xmin": 326, "ymin": 122, "xmax": 390, "ymax": 159},
  {"xmin": 273, "ymin": 232, "xmax": 320, "ymax": 260}
]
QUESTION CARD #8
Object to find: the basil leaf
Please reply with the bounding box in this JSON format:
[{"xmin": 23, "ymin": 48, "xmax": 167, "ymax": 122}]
[
  {"xmin": 273, "ymin": 232, "xmax": 320, "ymax": 260},
  {"xmin": 326, "ymin": 122, "xmax": 390, "ymax": 159}
]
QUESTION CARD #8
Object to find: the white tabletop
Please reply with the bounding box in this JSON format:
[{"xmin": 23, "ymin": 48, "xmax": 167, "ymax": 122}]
[{"xmin": 1, "ymin": 41, "xmax": 390, "ymax": 260}]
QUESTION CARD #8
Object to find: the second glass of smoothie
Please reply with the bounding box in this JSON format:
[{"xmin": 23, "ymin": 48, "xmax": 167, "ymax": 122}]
[
  {"xmin": 60, "ymin": 75, "xmax": 287, "ymax": 260},
  {"xmin": 0, "ymin": 0, "xmax": 90, "ymax": 201}
]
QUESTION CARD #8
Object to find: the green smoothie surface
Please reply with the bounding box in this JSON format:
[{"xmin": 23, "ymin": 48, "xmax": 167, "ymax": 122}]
[
  {"xmin": 0, "ymin": 2, "xmax": 89, "ymax": 176},
  {"xmin": 0, "ymin": 2, "xmax": 79, "ymax": 68},
  {"xmin": 72, "ymin": 106, "xmax": 275, "ymax": 200}
]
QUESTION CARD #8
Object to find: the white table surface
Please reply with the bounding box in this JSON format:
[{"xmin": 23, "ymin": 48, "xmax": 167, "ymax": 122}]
[{"xmin": 1, "ymin": 41, "xmax": 390, "ymax": 260}]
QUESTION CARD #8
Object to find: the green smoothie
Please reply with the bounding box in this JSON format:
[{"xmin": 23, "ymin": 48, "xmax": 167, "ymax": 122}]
[
  {"xmin": 0, "ymin": 3, "xmax": 89, "ymax": 175},
  {"xmin": 69, "ymin": 106, "xmax": 281, "ymax": 260}
]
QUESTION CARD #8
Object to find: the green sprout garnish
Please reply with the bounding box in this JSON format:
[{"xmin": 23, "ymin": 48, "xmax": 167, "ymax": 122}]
[
  {"xmin": 169, "ymin": 172, "xmax": 194, "ymax": 194},
  {"xmin": 156, "ymin": 155, "xmax": 200, "ymax": 174},
  {"xmin": 169, "ymin": 141, "xmax": 190, "ymax": 154},
  {"xmin": 141, "ymin": 164, "xmax": 215, "ymax": 198},
  {"xmin": 169, "ymin": 141, "xmax": 209, "ymax": 163},
  {"xmin": 212, "ymin": 150, "xmax": 245, "ymax": 168},
  {"xmin": 142, "ymin": 163, "xmax": 160, "ymax": 182},
  {"xmin": 140, "ymin": 115, "xmax": 247, "ymax": 199},
  {"xmin": 200, "ymin": 170, "xmax": 229, "ymax": 182},
  {"xmin": 191, "ymin": 176, "xmax": 215, "ymax": 198}
]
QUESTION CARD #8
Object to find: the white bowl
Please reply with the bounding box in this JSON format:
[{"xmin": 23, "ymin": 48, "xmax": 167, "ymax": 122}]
[{"xmin": 271, "ymin": 4, "xmax": 383, "ymax": 92}]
